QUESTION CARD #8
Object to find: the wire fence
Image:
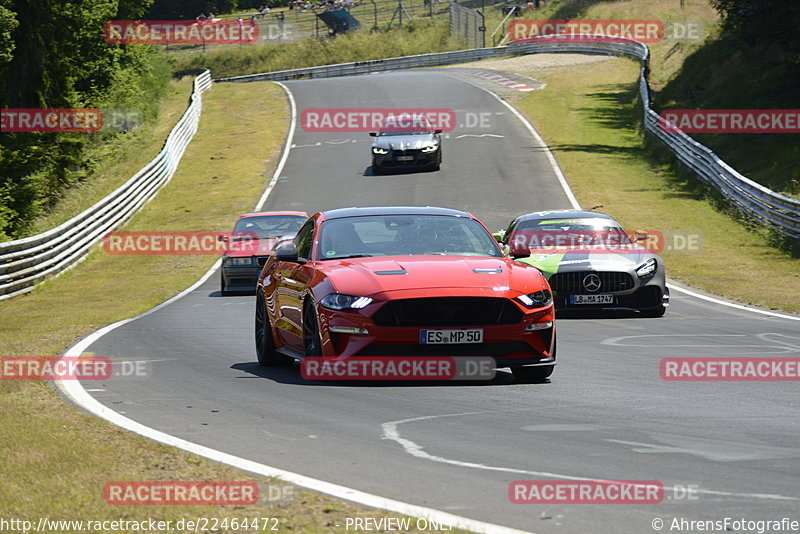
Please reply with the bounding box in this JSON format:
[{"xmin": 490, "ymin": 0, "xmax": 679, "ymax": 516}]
[{"xmin": 162, "ymin": 0, "xmax": 452, "ymax": 53}]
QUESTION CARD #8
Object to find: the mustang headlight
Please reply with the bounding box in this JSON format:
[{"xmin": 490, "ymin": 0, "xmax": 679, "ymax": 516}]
[
  {"xmin": 226, "ymin": 257, "xmax": 253, "ymax": 266},
  {"xmin": 516, "ymin": 289, "xmax": 552, "ymax": 308},
  {"xmin": 421, "ymin": 145, "xmax": 439, "ymax": 152},
  {"xmin": 320, "ymin": 294, "xmax": 373, "ymax": 310},
  {"xmin": 372, "ymin": 147, "xmax": 389, "ymax": 155},
  {"xmin": 636, "ymin": 258, "xmax": 657, "ymax": 279}
]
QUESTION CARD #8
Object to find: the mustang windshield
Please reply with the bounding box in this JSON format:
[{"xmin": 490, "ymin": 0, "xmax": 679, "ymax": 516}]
[
  {"xmin": 318, "ymin": 215, "xmax": 503, "ymax": 260},
  {"xmin": 510, "ymin": 218, "xmax": 633, "ymax": 248},
  {"xmin": 233, "ymin": 215, "xmax": 306, "ymax": 239}
]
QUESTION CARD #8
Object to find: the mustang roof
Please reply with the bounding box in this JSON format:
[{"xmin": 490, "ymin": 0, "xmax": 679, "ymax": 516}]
[
  {"xmin": 321, "ymin": 206, "xmax": 472, "ymax": 219},
  {"xmin": 515, "ymin": 210, "xmax": 616, "ymax": 222}
]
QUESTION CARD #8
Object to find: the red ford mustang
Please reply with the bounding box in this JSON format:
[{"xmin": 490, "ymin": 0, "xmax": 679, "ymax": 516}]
[{"xmin": 255, "ymin": 206, "xmax": 556, "ymax": 381}]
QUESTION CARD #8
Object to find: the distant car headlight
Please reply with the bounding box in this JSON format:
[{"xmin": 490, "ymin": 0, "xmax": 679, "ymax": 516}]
[
  {"xmin": 372, "ymin": 147, "xmax": 389, "ymax": 155},
  {"xmin": 227, "ymin": 257, "xmax": 253, "ymax": 266},
  {"xmin": 636, "ymin": 258, "xmax": 657, "ymax": 279},
  {"xmin": 320, "ymin": 294, "xmax": 373, "ymax": 310},
  {"xmin": 516, "ymin": 289, "xmax": 552, "ymax": 308},
  {"xmin": 421, "ymin": 145, "xmax": 439, "ymax": 152}
]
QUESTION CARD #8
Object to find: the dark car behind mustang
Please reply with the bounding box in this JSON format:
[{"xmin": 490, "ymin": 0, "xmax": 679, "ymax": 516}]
[{"xmin": 220, "ymin": 211, "xmax": 308, "ymax": 295}]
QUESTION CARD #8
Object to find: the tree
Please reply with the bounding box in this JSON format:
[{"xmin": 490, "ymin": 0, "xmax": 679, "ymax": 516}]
[{"xmin": 711, "ymin": 0, "xmax": 800, "ymax": 56}]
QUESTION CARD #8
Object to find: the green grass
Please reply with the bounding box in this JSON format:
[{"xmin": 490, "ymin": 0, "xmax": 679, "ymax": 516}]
[
  {"xmin": 168, "ymin": 18, "xmax": 464, "ymax": 78},
  {"xmin": 656, "ymin": 37, "xmax": 800, "ymax": 197}
]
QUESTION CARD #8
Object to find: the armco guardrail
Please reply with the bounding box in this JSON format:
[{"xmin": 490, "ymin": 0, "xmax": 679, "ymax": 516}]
[
  {"xmin": 0, "ymin": 70, "xmax": 213, "ymax": 301},
  {"xmin": 217, "ymin": 34, "xmax": 800, "ymax": 238}
]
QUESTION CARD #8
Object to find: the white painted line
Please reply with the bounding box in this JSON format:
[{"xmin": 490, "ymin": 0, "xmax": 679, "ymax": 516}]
[
  {"xmin": 667, "ymin": 283, "xmax": 800, "ymax": 322},
  {"xmin": 460, "ymin": 77, "xmax": 581, "ymax": 210},
  {"xmin": 55, "ymin": 81, "xmax": 532, "ymax": 534},
  {"xmin": 382, "ymin": 412, "xmax": 798, "ymax": 502},
  {"xmin": 256, "ymin": 82, "xmax": 297, "ymax": 211}
]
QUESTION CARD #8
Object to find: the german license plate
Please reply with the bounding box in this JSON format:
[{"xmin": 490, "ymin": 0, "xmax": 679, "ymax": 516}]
[
  {"xmin": 396, "ymin": 155, "xmax": 414, "ymax": 161},
  {"xmin": 420, "ymin": 328, "xmax": 483, "ymax": 344},
  {"xmin": 571, "ymin": 294, "xmax": 614, "ymax": 305}
]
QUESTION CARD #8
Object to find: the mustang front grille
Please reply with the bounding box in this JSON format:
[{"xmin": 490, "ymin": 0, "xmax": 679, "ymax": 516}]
[
  {"xmin": 372, "ymin": 297, "xmax": 522, "ymax": 327},
  {"xmin": 549, "ymin": 271, "xmax": 635, "ymax": 294}
]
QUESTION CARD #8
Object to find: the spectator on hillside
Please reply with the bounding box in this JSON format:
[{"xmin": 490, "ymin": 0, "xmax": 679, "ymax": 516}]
[{"xmin": 196, "ymin": 12, "xmax": 207, "ymax": 21}]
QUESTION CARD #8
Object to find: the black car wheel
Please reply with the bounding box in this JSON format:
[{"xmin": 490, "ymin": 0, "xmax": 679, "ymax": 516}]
[
  {"xmin": 303, "ymin": 302, "xmax": 323, "ymax": 357},
  {"xmin": 255, "ymin": 292, "xmax": 289, "ymax": 366},
  {"xmin": 220, "ymin": 271, "xmax": 229, "ymax": 296},
  {"xmin": 511, "ymin": 338, "xmax": 555, "ymax": 383}
]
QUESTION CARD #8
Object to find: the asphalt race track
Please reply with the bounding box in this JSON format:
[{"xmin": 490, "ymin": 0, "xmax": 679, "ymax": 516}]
[{"xmin": 75, "ymin": 71, "xmax": 800, "ymax": 533}]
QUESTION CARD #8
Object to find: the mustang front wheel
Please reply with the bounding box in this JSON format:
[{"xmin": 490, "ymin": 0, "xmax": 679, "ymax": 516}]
[
  {"xmin": 255, "ymin": 293, "xmax": 289, "ymax": 366},
  {"xmin": 303, "ymin": 302, "xmax": 323, "ymax": 357}
]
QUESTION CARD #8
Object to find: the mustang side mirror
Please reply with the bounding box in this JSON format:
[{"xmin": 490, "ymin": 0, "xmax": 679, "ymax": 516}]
[
  {"xmin": 369, "ymin": 131, "xmax": 378, "ymax": 137},
  {"xmin": 218, "ymin": 234, "xmax": 229, "ymax": 243},
  {"xmin": 634, "ymin": 230, "xmax": 648, "ymax": 242},
  {"xmin": 275, "ymin": 243, "xmax": 299, "ymax": 262},
  {"xmin": 509, "ymin": 240, "xmax": 530, "ymax": 259}
]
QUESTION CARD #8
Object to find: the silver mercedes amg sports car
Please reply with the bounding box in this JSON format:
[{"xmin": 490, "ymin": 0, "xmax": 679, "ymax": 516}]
[{"xmin": 495, "ymin": 210, "xmax": 669, "ymax": 317}]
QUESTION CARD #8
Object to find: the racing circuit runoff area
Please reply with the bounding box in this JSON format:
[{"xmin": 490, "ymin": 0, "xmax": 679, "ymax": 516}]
[{"xmin": 68, "ymin": 69, "xmax": 800, "ymax": 534}]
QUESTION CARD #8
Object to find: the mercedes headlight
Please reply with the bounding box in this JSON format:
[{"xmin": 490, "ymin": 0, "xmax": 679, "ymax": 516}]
[
  {"xmin": 226, "ymin": 257, "xmax": 253, "ymax": 266},
  {"xmin": 320, "ymin": 294, "xmax": 373, "ymax": 310},
  {"xmin": 372, "ymin": 147, "xmax": 389, "ymax": 155},
  {"xmin": 636, "ymin": 258, "xmax": 657, "ymax": 278},
  {"xmin": 421, "ymin": 145, "xmax": 439, "ymax": 152},
  {"xmin": 516, "ymin": 289, "xmax": 552, "ymax": 308}
]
